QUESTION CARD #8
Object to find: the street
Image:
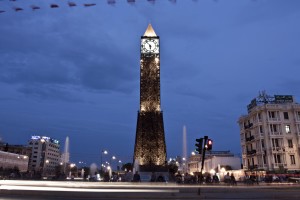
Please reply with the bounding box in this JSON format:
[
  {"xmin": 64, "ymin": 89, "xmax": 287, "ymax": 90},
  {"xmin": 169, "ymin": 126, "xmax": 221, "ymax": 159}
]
[{"xmin": 0, "ymin": 180, "xmax": 300, "ymax": 200}]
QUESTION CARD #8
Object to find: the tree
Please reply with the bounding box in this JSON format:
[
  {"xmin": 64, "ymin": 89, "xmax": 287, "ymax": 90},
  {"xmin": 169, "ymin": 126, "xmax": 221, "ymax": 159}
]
[{"xmin": 121, "ymin": 163, "xmax": 133, "ymax": 172}]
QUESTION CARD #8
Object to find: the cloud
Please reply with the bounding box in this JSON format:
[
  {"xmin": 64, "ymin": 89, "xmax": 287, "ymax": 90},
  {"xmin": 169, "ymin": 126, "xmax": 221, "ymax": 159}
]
[
  {"xmin": 0, "ymin": 7, "xmax": 140, "ymax": 99},
  {"xmin": 17, "ymin": 84, "xmax": 82, "ymax": 102},
  {"xmin": 236, "ymin": 0, "xmax": 300, "ymax": 26}
]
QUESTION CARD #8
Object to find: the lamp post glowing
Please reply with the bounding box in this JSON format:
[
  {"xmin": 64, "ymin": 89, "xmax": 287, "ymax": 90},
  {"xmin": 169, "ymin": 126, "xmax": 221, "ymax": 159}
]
[
  {"xmin": 111, "ymin": 156, "xmax": 116, "ymax": 171},
  {"xmin": 118, "ymin": 160, "xmax": 122, "ymax": 171},
  {"xmin": 101, "ymin": 150, "xmax": 108, "ymax": 172}
]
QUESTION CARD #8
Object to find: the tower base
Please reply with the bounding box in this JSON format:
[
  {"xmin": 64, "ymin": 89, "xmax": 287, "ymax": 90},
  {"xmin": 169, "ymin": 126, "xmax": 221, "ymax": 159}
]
[{"xmin": 133, "ymin": 111, "xmax": 167, "ymax": 167}]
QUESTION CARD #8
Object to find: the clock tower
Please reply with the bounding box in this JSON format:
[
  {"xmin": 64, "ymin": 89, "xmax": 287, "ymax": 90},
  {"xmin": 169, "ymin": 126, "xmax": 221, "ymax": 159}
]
[{"xmin": 133, "ymin": 24, "xmax": 167, "ymax": 169}]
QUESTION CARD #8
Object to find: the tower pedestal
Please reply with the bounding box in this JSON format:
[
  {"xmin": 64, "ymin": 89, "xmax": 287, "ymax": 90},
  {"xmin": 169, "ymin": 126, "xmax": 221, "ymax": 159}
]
[{"xmin": 134, "ymin": 111, "xmax": 167, "ymax": 170}]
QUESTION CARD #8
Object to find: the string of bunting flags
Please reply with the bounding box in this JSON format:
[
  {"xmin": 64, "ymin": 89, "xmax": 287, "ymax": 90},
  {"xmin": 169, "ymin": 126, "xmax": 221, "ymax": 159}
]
[{"xmin": 0, "ymin": 0, "xmax": 181, "ymax": 13}]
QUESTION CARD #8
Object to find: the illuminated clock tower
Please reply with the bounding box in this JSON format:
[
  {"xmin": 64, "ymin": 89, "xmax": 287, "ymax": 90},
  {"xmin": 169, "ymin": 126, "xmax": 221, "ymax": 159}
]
[{"xmin": 133, "ymin": 24, "xmax": 167, "ymax": 169}]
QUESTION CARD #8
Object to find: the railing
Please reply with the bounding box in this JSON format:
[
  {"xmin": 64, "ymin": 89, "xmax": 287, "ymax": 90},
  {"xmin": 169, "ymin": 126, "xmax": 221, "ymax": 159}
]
[
  {"xmin": 248, "ymin": 164, "xmax": 258, "ymax": 170},
  {"xmin": 244, "ymin": 123, "xmax": 253, "ymax": 130},
  {"xmin": 245, "ymin": 135, "xmax": 255, "ymax": 142},
  {"xmin": 272, "ymin": 147, "xmax": 285, "ymax": 152},
  {"xmin": 269, "ymin": 131, "xmax": 282, "ymax": 135},
  {"xmin": 268, "ymin": 117, "xmax": 281, "ymax": 121},
  {"xmin": 272, "ymin": 163, "xmax": 287, "ymax": 168},
  {"xmin": 247, "ymin": 150, "xmax": 257, "ymax": 155}
]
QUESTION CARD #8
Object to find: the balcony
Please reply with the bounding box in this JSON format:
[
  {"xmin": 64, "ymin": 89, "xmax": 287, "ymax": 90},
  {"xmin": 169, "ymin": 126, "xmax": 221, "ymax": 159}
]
[
  {"xmin": 244, "ymin": 123, "xmax": 253, "ymax": 130},
  {"xmin": 272, "ymin": 147, "xmax": 285, "ymax": 152},
  {"xmin": 269, "ymin": 131, "xmax": 282, "ymax": 136},
  {"xmin": 268, "ymin": 117, "xmax": 281, "ymax": 122},
  {"xmin": 272, "ymin": 163, "xmax": 287, "ymax": 168},
  {"xmin": 245, "ymin": 135, "xmax": 255, "ymax": 142},
  {"xmin": 247, "ymin": 150, "xmax": 257, "ymax": 155},
  {"xmin": 248, "ymin": 165, "xmax": 258, "ymax": 170}
]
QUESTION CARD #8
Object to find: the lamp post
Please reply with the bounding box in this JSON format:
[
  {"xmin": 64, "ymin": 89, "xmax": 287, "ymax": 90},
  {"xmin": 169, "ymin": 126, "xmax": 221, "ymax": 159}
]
[
  {"xmin": 101, "ymin": 150, "xmax": 108, "ymax": 172},
  {"xmin": 118, "ymin": 160, "xmax": 122, "ymax": 171},
  {"xmin": 111, "ymin": 156, "xmax": 116, "ymax": 171}
]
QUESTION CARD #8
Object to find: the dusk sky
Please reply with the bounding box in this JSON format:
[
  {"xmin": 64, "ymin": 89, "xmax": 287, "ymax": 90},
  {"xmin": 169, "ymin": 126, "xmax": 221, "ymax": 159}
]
[{"xmin": 0, "ymin": 0, "xmax": 300, "ymax": 166}]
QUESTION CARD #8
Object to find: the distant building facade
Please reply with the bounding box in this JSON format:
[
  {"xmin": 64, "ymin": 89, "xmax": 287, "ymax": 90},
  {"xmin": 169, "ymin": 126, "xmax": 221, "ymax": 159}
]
[
  {"xmin": 188, "ymin": 151, "xmax": 241, "ymax": 173},
  {"xmin": 238, "ymin": 92, "xmax": 300, "ymax": 172},
  {"xmin": 0, "ymin": 143, "xmax": 31, "ymax": 157},
  {"xmin": 0, "ymin": 150, "xmax": 29, "ymax": 172},
  {"xmin": 28, "ymin": 136, "xmax": 60, "ymax": 176}
]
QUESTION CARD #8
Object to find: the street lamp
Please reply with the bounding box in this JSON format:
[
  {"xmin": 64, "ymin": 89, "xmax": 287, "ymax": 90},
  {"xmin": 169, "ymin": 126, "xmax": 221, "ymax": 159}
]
[
  {"xmin": 111, "ymin": 156, "xmax": 116, "ymax": 171},
  {"xmin": 118, "ymin": 160, "xmax": 122, "ymax": 171},
  {"xmin": 101, "ymin": 150, "xmax": 108, "ymax": 172}
]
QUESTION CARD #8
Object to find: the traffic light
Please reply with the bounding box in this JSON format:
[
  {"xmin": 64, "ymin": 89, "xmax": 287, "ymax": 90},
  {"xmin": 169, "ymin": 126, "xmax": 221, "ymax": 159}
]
[
  {"xmin": 195, "ymin": 138, "xmax": 203, "ymax": 154},
  {"xmin": 206, "ymin": 139, "xmax": 213, "ymax": 151}
]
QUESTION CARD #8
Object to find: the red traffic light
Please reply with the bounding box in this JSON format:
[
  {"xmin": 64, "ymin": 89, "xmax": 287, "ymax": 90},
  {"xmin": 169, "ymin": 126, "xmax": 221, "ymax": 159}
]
[{"xmin": 207, "ymin": 139, "xmax": 213, "ymax": 150}]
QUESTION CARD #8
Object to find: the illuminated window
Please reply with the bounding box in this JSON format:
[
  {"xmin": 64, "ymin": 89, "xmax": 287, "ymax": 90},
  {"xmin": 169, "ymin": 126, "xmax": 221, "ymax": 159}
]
[{"xmin": 285, "ymin": 125, "xmax": 291, "ymax": 133}]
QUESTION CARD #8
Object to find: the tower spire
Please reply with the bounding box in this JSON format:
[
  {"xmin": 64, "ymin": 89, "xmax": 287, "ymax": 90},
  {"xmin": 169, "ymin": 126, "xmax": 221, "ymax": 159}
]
[{"xmin": 143, "ymin": 24, "xmax": 157, "ymax": 37}]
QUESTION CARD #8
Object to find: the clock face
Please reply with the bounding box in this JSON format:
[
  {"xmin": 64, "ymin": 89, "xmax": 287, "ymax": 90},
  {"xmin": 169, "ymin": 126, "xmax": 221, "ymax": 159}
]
[{"xmin": 141, "ymin": 39, "xmax": 159, "ymax": 53}]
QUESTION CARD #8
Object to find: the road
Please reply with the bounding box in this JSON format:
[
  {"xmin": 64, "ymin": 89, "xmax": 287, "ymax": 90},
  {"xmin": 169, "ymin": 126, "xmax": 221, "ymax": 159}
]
[{"xmin": 0, "ymin": 180, "xmax": 299, "ymax": 200}]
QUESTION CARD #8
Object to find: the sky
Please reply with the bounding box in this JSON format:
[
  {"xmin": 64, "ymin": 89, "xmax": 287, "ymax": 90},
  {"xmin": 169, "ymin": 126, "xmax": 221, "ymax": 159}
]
[{"xmin": 0, "ymin": 0, "xmax": 300, "ymax": 166}]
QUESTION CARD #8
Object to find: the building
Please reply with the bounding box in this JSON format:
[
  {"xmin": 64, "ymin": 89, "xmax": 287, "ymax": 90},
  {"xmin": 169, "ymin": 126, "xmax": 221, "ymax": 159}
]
[
  {"xmin": 134, "ymin": 24, "xmax": 167, "ymax": 170},
  {"xmin": 238, "ymin": 92, "xmax": 300, "ymax": 173},
  {"xmin": 188, "ymin": 151, "xmax": 241, "ymax": 174},
  {"xmin": 0, "ymin": 143, "xmax": 31, "ymax": 157},
  {"xmin": 0, "ymin": 150, "xmax": 29, "ymax": 172},
  {"xmin": 28, "ymin": 136, "xmax": 61, "ymax": 176}
]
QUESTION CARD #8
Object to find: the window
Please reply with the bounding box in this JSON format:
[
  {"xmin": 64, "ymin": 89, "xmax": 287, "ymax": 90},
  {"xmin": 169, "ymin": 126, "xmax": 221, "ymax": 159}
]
[
  {"xmin": 288, "ymin": 139, "xmax": 293, "ymax": 148},
  {"xmin": 258, "ymin": 113, "xmax": 262, "ymax": 120},
  {"xmin": 259, "ymin": 125, "xmax": 264, "ymax": 133},
  {"xmin": 261, "ymin": 139, "xmax": 265, "ymax": 148},
  {"xmin": 297, "ymin": 111, "xmax": 300, "ymax": 121},
  {"xmin": 290, "ymin": 155, "xmax": 296, "ymax": 165},
  {"xmin": 274, "ymin": 154, "xmax": 281, "ymax": 163},
  {"xmin": 272, "ymin": 138, "xmax": 280, "ymax": 147},
  {"xmin": 263, "ymin": 155, "xmax": 266, "ymax": 165},
  {"xmin": 269, "ymin": 111, "xmax": 276, "ymax": 119},
  {"xmin": 270, "ymin": 124, "xmax": 277, "ymax": 132},
  {"xmin": 283, "ymin": 112, "xmax": 289, "ymax": 120},
  {"xmin": 285, "ymin": 125, "xmax": 291, "ymax": 134}
]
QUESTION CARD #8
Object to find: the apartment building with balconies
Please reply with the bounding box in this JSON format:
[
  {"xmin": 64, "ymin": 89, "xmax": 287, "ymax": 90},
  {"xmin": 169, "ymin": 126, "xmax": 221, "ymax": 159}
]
[{"xmin": 238, "ymin": 92, "xmax": 300, "ymax": 173}]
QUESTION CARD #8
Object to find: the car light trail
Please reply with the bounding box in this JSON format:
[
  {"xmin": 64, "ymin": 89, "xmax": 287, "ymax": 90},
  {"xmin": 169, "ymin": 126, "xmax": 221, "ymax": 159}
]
[{"xmin": 0, "ymin": 185, "xmax": 179, "ymax": 193}]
